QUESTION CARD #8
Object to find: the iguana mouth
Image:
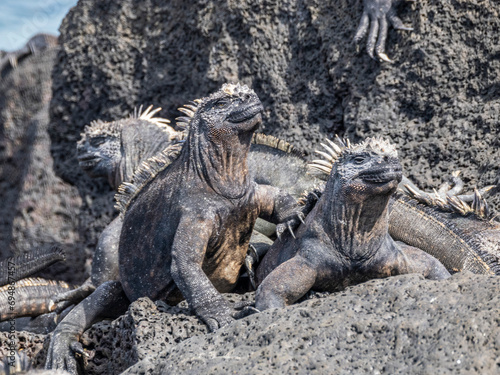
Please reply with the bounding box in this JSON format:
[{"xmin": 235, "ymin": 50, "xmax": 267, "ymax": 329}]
[
  {"xmin": 359, "ymin": 168, "xmax": 402, "ymax": 184},
  {"xmin": 228, "ymin": 102, "xmax": 264, "ymax": 123},
  {"xmin": 78, "ymin": 155, "xmax": 101, "ymax": 169}
]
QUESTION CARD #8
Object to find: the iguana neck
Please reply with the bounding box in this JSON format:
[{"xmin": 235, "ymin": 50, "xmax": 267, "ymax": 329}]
[
  {"xmin": 110, "ymin": 124, "xmax": 173, "ymax": 190},
  {"xmin": 319, "ymin": 177, "xmax": 391, "ymax": 261},
  {"xmin": 109, "ymin": 165, "xmax": 124, "ymax": 191},
  {"xmin": 183, "ymin": 123, "xmax": 252, "ymax": 199}
]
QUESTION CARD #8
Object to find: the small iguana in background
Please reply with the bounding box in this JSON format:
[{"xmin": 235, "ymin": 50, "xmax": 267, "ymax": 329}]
[
  {"xmin": 255, "ymin": 137, "xmax": 450, "ymax": 310},
  {"xmin": 45, "ymin": 83, "xmax": 301, "ymax": 373},
  {"xmin": 0, "ymin": 33, "xmax": 58, "ymax": 76},
  {"xmin": 307, "ymin": 138, "xmax": 500, "ymax": 276},
  {"xmin": 354, "ymin": 0, "xmax": 413, "ymax": 62}
]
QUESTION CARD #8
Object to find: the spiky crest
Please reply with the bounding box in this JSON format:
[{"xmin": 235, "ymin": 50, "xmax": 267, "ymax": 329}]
[
  {"xmin": 251, "ymin": 133, "xmax": 304, "ymax": 158},
  {"xmin": 309, "ymin": 137, "xmax": 494, "ymax": 220},
  {"xmin": 81, "ymin": 104, "xmax": 177, "ymax": 140},
  {"xmin": 0, "ymin": 277, "xmax": 72, "ymax": 293},
  {"xmin": 307, "ymin": 136, "xmax": 396, "ymax": 179},
  {"xmin": 404, "ymin": 184, "xmax": 494, "ymax": 220},
  {"xmin": 114, "ymin": 142, "xmax": 184, "ymax": 215}
]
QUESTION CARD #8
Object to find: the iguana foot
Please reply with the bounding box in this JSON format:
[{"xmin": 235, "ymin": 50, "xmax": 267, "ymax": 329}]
[
  {"xmin": 53, "ymin": 279, "xmax": 96, "ymax": 313},
  {"xmin": 194, "ymin": 297, "xmax": 234, "ymax": 332},
  {"xmin": 245, "ymin": 245, "xmax": 259, "ymax": 289},
  {"xmin": 354, "ymin": 0, "xmax": 413, "ymax": 62},
  {"xmin": 196, "ymin": 299, "xmax": 259, "ymax": 331},
  {"xmin": 45, "ymin": 328, "xmax": 86, "ymax": 374}
]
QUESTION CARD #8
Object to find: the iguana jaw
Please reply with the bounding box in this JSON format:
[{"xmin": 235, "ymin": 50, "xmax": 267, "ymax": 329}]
[
  {"xmin": 77, "ymin": 153, "xmax": 112, "ymax": 178},
  {"xmin": 355, "ymin": 166, "xmax": 403, "ymax": 195},
  {"xmin": 228, "ymin": 102, "xmax": 264, "ymax": 125}
]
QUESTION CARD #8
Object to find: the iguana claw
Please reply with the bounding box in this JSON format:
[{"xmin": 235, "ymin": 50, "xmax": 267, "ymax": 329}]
[
  {"xmin": 297, "ymin": 212, "xmax": 306, "ymax": 224},
  {"xmin": 354, "ymin": 0, "xmax": 413, "ymax": 61},
  {"xmin": 70, "ymin": 341, "xmax": 89, "ymax": 358},
  {"xmin": 287, "ymin": 222, "xmax": 296, "ymax": 239}
]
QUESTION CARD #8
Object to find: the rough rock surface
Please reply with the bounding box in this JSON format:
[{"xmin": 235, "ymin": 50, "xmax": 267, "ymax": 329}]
[
  {"xmin": 10, "ymin": 273, "xmax": 500, "ymax": 374},
  {"xmin": 124, "ymin": 272, "xmax": 500, "ymax": 374},
  {"xmin": 0, "ymin": 329, "xmax": 47, "ymax": 368},
  {"xmin": 0, "ymin": 45, "xmax": 85, "ymax": 284},
  {"xmin": 2, "ymin": 0, "xmax": 500, "ymax": 373},
  {"xmin": 49, "ymin": 0, "xmax": 500, "ymax": 218}
]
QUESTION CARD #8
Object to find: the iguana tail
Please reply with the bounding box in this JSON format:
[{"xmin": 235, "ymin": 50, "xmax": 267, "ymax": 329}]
[
  {"xmin": 0, "ymin": 277, "xmax": 75, "ymax": 321},
  {"xmin": 390, "ymin": 194, "xmax": 500, "ymax": 275},
  {"xmin": 0, "ymin": 245, "xmax": 65, "ymax": 286}
]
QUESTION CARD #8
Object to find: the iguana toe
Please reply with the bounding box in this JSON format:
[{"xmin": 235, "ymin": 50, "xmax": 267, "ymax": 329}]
[
  {"xmin": 45, "ymin": 330, "xmax": 82, "ymax": 374},
  {"xmin": 232, "ymin": 306, "xmax": 259, "ymax": 320},
  {"xmin": 355, "ymin": 0, "xmax": 413, "ymax": 61}
]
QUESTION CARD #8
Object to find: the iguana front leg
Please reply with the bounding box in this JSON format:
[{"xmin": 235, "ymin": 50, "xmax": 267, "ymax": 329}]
[
  {"xmin": 255, "ymin": 184, "xmax": 304, "ymax": 238},
  {"xmin": 255, "ymin": 255, "xmax": 318, "ymax": 310},
  {"xmin": 45, "ymin": 281, "xmax": 129, "ymax": 373},
  {"xmin": 396, "ymin": 242, "xmax": 451, "ymax": 279},
  {"xmin": 170, "ymin": 217, "xmax": 235, "ymax": 331},
  {"xmin": 354, "ymin": 0, "xmax": 413, "ymax": 62}
]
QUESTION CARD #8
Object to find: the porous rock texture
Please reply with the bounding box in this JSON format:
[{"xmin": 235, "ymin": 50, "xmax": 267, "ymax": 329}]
[
  {"xmin": 50, "ymin": 0, "xmax": 500, "ymax": 219},
  {"xmin": 1, "ymin": 0, "xmax": 500, "ymax": 373},
  {"xmin": 0, "ymin": 44, "xmax": 85, "ymax": 284},
  {"xmin": 122, "ymin": 272, "xmax": 500, "ymax": 374}
]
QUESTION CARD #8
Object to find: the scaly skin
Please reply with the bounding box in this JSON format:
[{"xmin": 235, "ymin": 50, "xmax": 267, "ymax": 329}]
[
  {"xmin": 0, "ymin": 245, "xmax": 64, "ymax": 287},
  {"xmin": 45, "ymin": 83, "xmax": 300, "ymax": 372},
  {"xmin": 54, "ymin": 107, "xmax": 319, "ymax": 309},
  {"xmin": 389, "ymin": 192, "xmax": 500, "ymax": 275},
  {"xmin": 354, "ymin": 0, "xmax": 413, "ymax": 62},
  {"xmin": 0, "ymin": 278, "xmax": 74, "ymax": 321},
  {"xmin": 308, "ymin": 138, "xmax": 500, "ymax": 276},
  {"xmin": 255, "ymin": 137, "xmax": 449, "ymax": 310}
]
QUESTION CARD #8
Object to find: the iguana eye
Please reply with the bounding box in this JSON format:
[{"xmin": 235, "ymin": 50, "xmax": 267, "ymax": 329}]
[
  {"xmin": 215, "ymin": 100, "xmax": 230, "ymax": 109},
  {"xmin": 353, "ymin": 155, "xmax": 366, "ymax": 164},
  {"xmin": 90, "ymin": 137, "xmax": 106, "ymax": 147}
]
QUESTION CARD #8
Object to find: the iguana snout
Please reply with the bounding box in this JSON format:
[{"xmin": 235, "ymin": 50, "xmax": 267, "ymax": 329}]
[
  {"xmin": 199, "ymin": 83, "xmax": 263, "ymax": 138},
  {"xmin": 77, "ymin": 126, "xmax": 120, "ymax": 178}
]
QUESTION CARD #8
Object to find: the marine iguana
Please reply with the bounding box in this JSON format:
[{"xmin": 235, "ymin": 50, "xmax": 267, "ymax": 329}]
[
  {"xmin": 354, "ymin": 0, "xmax": 413, "ymax": 62},
  {"xmin": 0, "ymin": 33, "xmax": 58, "ymax": 76},
  {"xmin": 77, "ymin": 105, "xmax": 180, "ymax": 190},
  {"xmin": 45, "ymin": 83, "xmax": 301, "ymax": 372},
  {"xmin": 305, "ymin": 137, "xmax": 500, "ymax": 276},
  {"xmin": 53, "ymin": 105, "xmax": 318, "ymax": 309},
  {"xmin": 255, "ymin": 137, "xmax": 450, "ymax": 310}
]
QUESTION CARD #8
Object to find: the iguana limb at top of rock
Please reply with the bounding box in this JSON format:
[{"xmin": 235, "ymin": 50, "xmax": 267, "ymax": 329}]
[
  {"xmin": 354, "ymin": 0, "xmax": 413, "ymax": 62},
  {"xmin": 45, "ymin": 83, "xmax": 300, "ymax": 372},
  {"xmin": 0, "ymin": 33, "xmax": 58, "ymax": 76},
  {"xmin": 255, "ymin": 137, "xmax": 450, "ymax": 310}
]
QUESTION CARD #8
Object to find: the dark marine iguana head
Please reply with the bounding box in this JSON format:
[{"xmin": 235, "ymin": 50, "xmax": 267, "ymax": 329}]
[
  {"xmin": 332, "ymin": 138, "xmax": 402, "ymax": 202},
  {"xmin": 309, "ymin": 137, "xmax": 402, "ymax": 259},
  {"xmin": 77, "ymin": 105, "xmax": 180, "ymax": 190},
  {"xmin": 182, "ymin": 82, "xmax": 264, "ymax": 198}
]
